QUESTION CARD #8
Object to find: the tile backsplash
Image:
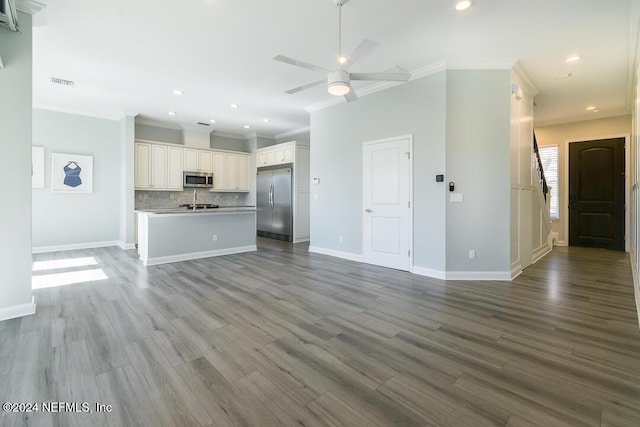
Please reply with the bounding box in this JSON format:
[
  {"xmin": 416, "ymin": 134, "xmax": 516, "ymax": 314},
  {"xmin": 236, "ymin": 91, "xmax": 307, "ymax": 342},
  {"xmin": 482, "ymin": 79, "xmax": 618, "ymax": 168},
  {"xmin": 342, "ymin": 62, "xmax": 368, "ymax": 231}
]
[{"xmin": 135, "ymin": 190, "xmax": 252, "ymax": 209}]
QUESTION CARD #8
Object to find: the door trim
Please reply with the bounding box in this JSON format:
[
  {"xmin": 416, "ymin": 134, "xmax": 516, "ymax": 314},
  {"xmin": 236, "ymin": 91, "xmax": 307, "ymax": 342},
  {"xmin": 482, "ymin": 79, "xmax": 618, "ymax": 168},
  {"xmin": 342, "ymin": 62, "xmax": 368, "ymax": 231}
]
[
  {"xmin": 564, "ymin": 134, "xmax": 630, "ymax": 252},
  {"xmin": 361, "ymin": 134, "xmax": 414, "ymax": 270}
]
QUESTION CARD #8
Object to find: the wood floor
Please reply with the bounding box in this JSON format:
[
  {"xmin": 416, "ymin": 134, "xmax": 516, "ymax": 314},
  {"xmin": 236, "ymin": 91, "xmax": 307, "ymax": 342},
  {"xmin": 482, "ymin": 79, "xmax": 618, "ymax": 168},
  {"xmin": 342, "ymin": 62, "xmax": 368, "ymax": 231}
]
[{"xmin": 1, "ymin": 239, "xmax": 639, "ymax": 426}]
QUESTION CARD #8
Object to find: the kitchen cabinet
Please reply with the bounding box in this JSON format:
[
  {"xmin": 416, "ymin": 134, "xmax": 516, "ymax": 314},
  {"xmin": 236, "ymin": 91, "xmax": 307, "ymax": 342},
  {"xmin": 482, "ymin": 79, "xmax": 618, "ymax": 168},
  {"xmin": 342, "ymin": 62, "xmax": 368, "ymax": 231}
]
[
  {"xmin": 135, "ymin": 142, "xmax": 183, "ymax": 190},
  {"xmin": 210, "ymin": 151, "xmax": 250, "ymax": 192},
  {"xmin": 166, "ymin": 146, "xmax": 184, "ymax": 189},
  {"xmin": 256, "ymin": 141, "xmax": 294, "ymax": 167},
  {"xmin": 184, "ymin": 148, "xmax": 213, "ymax": 173}
]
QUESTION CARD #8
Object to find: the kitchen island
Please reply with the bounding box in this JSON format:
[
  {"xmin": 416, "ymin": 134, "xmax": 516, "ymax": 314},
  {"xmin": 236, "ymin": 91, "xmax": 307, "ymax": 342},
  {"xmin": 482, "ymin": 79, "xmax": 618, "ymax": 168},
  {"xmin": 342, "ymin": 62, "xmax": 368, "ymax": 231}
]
[{"xmin": 136, "ymin": 207, "xmax": 257, "ymax": 266}]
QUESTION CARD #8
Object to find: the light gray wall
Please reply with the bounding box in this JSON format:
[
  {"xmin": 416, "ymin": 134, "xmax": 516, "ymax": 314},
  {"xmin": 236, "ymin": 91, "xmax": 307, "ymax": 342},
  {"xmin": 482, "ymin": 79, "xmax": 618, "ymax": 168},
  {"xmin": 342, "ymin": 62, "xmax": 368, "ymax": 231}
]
[
  {"xmin": 310, "ymin": 72, "xmax": 447, "ymax": 271},
  {"xmin": 0, "ymin": 13, "xmax": 34, "ymax": 311},
  {"xmin": 445, "ymin": 70, "xmax": 511, "ymax": 272},
  {"xmin": 32, "ymin": 109, "xmax": 122, "ymax": 248},
  {"xmin": 135, "ymin": 123, "xmax": 182, "ymax": 144},
  {"xmin": 210, "ymin": 134, "xmax": 250, "ymax": 152},
  {"xmin": 275, "ymin": 130, "xmax": 310, "ymax": 146},
  {"xmin": 256, "ymin": 136, "xmax": 276, "ymax": 149}
]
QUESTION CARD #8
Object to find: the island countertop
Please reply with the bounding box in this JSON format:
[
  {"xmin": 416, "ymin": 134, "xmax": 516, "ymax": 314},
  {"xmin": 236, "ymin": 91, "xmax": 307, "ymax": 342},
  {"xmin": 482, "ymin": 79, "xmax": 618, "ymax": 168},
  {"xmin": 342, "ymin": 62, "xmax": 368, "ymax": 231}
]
[
  {"xmin": 136, "ymin": 206, "xmax": 257, "ymax": 216},
  {"xmin": 136, "ymin": 207, "xmax": 257, "ymax": 266}
]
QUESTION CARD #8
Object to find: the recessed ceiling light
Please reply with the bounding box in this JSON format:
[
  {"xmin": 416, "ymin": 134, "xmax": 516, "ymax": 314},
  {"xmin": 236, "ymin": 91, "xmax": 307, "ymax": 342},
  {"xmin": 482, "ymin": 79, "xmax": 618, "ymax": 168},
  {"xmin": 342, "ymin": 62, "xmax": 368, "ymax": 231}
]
[
  {"xmin": 168, "ymin": 111, "xmax": 177, "ymax": 116},
  {"xmin": 592, "ymin": 109, "xmax": 600, "ymax": 113},
  {"xmin": 455, "ymin": 0, "xmax": 473, "ymax": 11},
  {"xmin": 209, "ymin": 119, "xmax": 216, "ymax": 123},
  {"xmin": 585, "ymin": 106, "xmax": 596, "ymax": 111},
  {"xmin": 263, "ymin": 118, "xmax": 270, "ymax": 123},
  {"xmin": 230, "ymin": 104, "xmax": 239, "ymax": 109},
  {"xmin": 566, "ymin": 55, "xmax": 582, "ymax": 63},
  {"xmin": 173, "ymin": 89, "xmax": 183, "ymax": 95},
  {"xmin": 338, "ymin": 56, "xmax": 347, "ymax": 64},
  {"xmin": 243, "ymin": 125, "xmax": 250, "ymax": 129}
]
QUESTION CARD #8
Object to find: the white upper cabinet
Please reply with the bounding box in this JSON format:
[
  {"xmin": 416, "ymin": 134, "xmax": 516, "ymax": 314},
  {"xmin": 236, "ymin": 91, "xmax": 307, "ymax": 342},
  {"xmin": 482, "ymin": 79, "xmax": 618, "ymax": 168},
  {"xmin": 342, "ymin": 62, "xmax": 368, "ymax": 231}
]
[
  {"xmin": 135, "ymin": 140, "xmax": 249, "ymax": 192},
  {"xmin": 256, "ymin": 141, "xmax": 295, "ymax": 168},
  {"xmin": 183, "ymin": 148, "xmax": 199, "ymax": 172},
  {"xmin": 166, "ymin": 146, "xmax": 184, "ymax": 190},
  {"xmin": 198, "ymin": 150, "xmax": 213, "ymax": 173}
]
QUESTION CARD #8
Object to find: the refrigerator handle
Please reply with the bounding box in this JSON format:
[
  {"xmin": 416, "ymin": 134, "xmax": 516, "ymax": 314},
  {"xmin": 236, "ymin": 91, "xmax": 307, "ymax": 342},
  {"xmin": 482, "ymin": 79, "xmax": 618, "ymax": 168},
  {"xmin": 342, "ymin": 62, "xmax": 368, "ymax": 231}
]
[{"xmin": 269, "ymin": 185, "xmax": 274, "ymax": 208}]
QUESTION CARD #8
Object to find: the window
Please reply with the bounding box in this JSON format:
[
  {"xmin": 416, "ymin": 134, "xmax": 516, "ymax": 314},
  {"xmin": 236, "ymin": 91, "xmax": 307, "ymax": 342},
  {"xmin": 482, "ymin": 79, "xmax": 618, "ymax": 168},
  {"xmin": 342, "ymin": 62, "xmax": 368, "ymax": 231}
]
[{"xmin": 538, "ymin": 145, "xmax": 559, "ymax": 219}]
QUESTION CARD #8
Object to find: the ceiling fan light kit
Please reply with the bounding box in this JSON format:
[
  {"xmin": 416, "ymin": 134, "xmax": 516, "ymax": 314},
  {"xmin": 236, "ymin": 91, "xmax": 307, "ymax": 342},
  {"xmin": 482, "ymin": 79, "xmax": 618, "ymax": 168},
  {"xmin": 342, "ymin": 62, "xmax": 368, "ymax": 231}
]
[
  {"xmin": 327, "ymin": 70, "xmax": 351, "ymax": 96},
  {"xmin": 274, "ymin": 0, "xmax": 410, "ymax": 102}
]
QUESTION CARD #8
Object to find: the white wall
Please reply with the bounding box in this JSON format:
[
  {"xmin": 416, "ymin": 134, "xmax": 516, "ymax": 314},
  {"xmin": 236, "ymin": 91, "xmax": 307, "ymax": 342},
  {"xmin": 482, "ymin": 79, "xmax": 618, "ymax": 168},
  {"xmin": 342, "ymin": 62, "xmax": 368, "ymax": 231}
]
[
  {"xmin": 310, "ymin": 71, "xmax": 448, "ymax": 272},
  {"xmin": 120, "ymin": 116, "xmax": 135, "ymax": 247},
  {"xmin": 32, "ymin": 109, "xmax": 123, "ymax": 250},
  {"xmin": 0, "ymin": 13, "xmax": 35, "ymax": 320}
]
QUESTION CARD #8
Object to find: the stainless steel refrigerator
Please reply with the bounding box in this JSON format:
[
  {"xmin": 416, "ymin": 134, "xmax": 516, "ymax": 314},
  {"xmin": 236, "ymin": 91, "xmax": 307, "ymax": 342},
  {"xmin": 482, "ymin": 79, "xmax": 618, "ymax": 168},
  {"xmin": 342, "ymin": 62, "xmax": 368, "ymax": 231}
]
[{"xmin": 257, "ymin": 167, "xmax": 293, "ymax": 241}]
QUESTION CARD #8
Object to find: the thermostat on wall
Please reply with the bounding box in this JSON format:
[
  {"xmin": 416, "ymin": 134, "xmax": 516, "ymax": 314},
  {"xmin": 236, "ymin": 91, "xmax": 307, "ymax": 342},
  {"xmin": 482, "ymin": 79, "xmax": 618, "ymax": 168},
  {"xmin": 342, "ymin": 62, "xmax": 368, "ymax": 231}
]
[{"xmin": 312, "ymin": 177, "xmax": 320, "ymax": 185}]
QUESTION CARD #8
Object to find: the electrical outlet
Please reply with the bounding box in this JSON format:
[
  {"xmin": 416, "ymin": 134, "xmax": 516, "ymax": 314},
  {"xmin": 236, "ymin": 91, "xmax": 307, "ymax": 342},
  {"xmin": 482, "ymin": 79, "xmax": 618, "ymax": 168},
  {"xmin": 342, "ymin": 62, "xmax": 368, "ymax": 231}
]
[
  {"xmin": 212, "ymin": 234, "xmax": 218, "ymax": 241},
  {"xmin": 339, "ymin": 235, "xmax": 343, "ymax": 243},
  {"xmin": 468, "ymin": 250, "xmax": 476, "ymax": 259}
]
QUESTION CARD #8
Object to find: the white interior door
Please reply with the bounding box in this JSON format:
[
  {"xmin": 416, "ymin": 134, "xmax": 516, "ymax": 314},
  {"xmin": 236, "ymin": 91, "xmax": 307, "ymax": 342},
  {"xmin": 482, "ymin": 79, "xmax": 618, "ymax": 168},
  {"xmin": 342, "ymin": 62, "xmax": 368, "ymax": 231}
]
[{"xmin": 363, "ymin": 137, "xmax": 412, "ymax": 271}]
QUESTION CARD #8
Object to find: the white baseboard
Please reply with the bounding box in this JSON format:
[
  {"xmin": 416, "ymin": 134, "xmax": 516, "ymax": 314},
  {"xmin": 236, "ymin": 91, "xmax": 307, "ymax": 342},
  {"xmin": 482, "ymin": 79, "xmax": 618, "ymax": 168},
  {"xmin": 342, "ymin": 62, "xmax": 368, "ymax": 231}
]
[
  {"xmin": 444, "ymin": 271, "xmax": 512, "ymax": 281},
  {"xmin": 554, "ymin": 240, "xmax": 568, "ymax": 247},
  {"xmin": 510, "ymin": 264, "xmax": 523, "ymax": 280},
  {"xmin": 411, "ymin": 266, "xmax": 446, "ymax": 280},
  {"xmin": 0, "ymin": 296, "xmax": 36, "ymax": 322},
  {"xmin": 532, "ymin": 242, "xmax": 553, "ymax": 264},
  {"xmin": 118, "ymin": 242, "xmax": 136, "ymax": 250},
  {"xmin": 630, "ymin": 250, "xmax": 640, "ymax": 328},
  {"xmin": 308, "ymin": 246, "xmax": 363, "ymax": 263},
  {"xmin": 32, "ymin": 241, "xmax": 121, "ymax": 254},
  {"xmin": 142, "ymin": 245, "xmax": 257, "ymax": 266}
]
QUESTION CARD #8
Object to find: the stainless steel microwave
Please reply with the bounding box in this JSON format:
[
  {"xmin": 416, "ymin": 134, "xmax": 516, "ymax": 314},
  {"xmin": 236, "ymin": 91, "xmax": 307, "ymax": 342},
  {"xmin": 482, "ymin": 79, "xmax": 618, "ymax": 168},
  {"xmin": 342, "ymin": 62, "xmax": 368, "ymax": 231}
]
[{"xmin": 183, "ymin": 171, "xmax": 213, "ymax": 188}]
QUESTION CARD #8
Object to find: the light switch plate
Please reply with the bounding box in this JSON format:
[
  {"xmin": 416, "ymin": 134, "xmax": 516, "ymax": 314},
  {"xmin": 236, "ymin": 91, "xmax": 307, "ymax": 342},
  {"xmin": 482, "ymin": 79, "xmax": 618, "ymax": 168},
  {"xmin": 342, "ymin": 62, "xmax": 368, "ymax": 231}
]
[
  {"xmin": 450, "ymin": 193, "xmax": 463, "ymax": 203},
  {"xmin": 312, "ymin": 177, "xmax": 320, "ymax": 185}
]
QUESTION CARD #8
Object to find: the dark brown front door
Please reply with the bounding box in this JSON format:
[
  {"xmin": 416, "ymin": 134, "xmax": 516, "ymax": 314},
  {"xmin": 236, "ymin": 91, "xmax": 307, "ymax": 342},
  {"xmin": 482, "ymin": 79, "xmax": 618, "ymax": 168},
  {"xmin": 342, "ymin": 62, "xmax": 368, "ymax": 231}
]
[{"xmin": 569, "ymin": 138, "xmax": 625, "ymax": 250}]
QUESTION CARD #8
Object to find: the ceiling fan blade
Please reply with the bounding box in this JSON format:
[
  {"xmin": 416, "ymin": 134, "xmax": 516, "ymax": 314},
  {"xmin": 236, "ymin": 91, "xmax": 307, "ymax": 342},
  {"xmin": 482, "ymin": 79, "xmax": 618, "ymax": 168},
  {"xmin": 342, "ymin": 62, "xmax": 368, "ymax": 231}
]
[
  {"xmin": 285, "ymin": 79, "xmax": 327, "ymax": 95},
  {"xmin": 340, "ymin": 39, "xmax": 380, "ymax": 70},
  {"xmin": 274, "ymin": 55, "xmax": 329, "ymax": 74},
  {"xmin": 351, "ymin": 72, "xmax": 410, "ymax": 81},
  {"xmin": 344, "ymin": 90, "xmax": 358, "ymax": 102}
]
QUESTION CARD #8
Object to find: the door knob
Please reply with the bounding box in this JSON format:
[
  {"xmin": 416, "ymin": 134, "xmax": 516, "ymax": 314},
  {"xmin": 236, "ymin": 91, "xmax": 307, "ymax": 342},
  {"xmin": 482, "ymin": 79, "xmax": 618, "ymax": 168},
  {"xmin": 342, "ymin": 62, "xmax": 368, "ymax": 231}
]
[{"xmin": 365, "ymin": 209, "xmax": 373, "ymax": 213}]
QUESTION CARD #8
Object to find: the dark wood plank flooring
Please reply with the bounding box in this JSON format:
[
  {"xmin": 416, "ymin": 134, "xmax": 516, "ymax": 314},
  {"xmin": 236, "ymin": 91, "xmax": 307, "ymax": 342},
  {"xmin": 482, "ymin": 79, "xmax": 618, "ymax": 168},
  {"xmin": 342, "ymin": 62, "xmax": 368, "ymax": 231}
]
[{"xmin": 1, "ymin": 239, "xmax": 639, "ymax": 426}]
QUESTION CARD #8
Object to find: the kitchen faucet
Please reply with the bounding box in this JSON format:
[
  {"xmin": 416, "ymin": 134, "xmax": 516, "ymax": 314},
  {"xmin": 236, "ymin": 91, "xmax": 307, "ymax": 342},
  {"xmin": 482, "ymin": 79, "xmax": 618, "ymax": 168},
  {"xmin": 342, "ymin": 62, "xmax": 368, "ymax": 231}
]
[{"xmin": 192, "ymin": 189, "xmax": 197, "ymax": 211}]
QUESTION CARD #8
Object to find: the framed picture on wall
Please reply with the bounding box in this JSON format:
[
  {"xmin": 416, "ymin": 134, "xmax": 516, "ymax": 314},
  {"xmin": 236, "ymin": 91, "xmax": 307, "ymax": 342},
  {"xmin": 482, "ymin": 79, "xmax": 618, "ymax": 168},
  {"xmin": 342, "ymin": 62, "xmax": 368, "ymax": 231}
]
[
  {"xmin": 32, "ymin": 147, "xmax": 45, "ymax": 188},
  {"xmin": 51, "ymin": 153, "xmax": 93, "ymax": 193}
]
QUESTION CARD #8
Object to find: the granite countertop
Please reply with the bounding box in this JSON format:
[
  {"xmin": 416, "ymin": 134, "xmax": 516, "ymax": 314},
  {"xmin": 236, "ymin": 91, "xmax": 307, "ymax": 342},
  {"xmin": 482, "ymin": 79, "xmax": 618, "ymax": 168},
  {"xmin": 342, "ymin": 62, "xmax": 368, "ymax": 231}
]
[{"xmin": 136, "ymin": 206, "xmax": 257, "ymax": 215}]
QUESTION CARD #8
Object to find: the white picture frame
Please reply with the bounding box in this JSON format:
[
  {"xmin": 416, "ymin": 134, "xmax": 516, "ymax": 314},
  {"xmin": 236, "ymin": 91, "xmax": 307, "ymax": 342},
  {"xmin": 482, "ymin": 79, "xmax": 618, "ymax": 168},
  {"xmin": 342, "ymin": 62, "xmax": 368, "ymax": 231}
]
[
  {"xmin": 51, "ymin": 153, "xmax": 93, "ymax": 193},
  {"xmin": 32, "ymin": 147, "xmax": 45, "ymax": 188}
]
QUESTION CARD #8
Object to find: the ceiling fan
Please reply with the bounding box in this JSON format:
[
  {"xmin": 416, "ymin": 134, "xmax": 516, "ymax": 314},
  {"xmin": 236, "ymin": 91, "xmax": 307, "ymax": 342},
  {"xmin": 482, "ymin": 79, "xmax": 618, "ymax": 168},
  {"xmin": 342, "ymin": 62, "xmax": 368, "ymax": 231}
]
[{"xmin": 273, "ymin": 0, "xmax": 411, "ymax": 102}]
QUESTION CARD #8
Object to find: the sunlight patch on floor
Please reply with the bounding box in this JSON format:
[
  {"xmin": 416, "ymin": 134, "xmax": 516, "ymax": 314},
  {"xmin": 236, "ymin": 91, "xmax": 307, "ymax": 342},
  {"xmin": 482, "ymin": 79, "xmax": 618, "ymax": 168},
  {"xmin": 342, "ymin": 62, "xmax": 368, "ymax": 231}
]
[
  {"xmin": 32, "ymin": 269, "xmax": 108, "ymax": 290},
  {"xmin": 32, "ymin": 257, "xmax": 98, "ymax": 271}
]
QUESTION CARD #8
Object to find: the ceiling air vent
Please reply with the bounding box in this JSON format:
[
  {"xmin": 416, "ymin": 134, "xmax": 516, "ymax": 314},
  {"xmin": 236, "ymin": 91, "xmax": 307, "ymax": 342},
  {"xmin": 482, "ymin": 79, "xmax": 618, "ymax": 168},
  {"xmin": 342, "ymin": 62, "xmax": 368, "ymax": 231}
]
[
  {"xmin": 196, "ymin": 122, "xmax": 211, "ymax": 127},
  {"xmin": 51, "ymin": 77, "xmax": 75, "ymax": 87}
]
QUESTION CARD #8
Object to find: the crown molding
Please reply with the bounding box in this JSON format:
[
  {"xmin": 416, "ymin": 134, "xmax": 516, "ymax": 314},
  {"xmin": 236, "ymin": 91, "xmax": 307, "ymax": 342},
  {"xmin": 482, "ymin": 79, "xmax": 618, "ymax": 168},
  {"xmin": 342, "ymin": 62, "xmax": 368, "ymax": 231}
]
[
  {"xmin": 134, "ymin": 117, "xmax": 182, "ymax": 130},
  {"xmin": 533, "ymin": 110, "xmax": 631, "ymax": 128},
  {"xmin": 275, "ymin": 126, "xmax": 310, "ymax": 140},
  {"xmin": 445, "ymin": 58, "xmax": 516, "ymax": 70},
  {"xmin": 33, "ymin": 103, "xmax": 125, "ymax": 121},
  {"xmin": 512, "ymin": 61, "xmax": 540, "ymax": 97},
  {"xmin": 16, "ymin": 0, "xmax": 45, "ymax": 14}
]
